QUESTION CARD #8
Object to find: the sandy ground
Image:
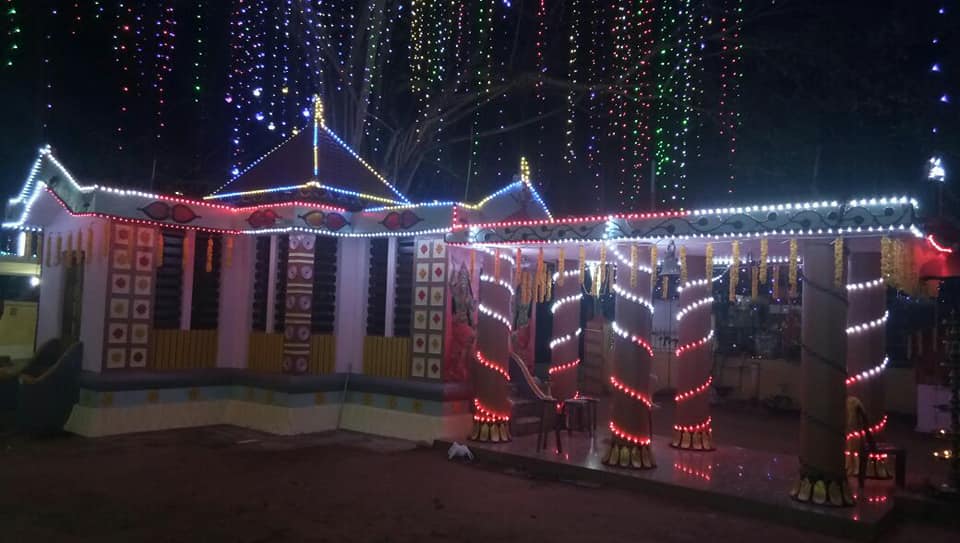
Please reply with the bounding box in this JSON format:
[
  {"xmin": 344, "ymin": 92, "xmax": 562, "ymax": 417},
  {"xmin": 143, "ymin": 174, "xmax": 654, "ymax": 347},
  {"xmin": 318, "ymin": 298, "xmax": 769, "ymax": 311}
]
[{"xmin": 0, "ymin": 425, "xmax": 957, "ymax": 543}]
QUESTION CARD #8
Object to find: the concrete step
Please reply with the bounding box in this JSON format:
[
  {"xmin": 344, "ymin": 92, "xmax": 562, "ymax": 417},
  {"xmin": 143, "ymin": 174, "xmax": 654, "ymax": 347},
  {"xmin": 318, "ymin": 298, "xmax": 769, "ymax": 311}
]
[{"xmin": 510, "ymin": 415, "xmax": 541, "ymax": 437}]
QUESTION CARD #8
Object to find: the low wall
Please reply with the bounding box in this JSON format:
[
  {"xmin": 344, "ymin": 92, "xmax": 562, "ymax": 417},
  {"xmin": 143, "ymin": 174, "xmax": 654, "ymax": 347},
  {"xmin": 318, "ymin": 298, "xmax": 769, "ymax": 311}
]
[{"xmin": 64, "ymin": 370, "xmax": 472, "ymax": 443}]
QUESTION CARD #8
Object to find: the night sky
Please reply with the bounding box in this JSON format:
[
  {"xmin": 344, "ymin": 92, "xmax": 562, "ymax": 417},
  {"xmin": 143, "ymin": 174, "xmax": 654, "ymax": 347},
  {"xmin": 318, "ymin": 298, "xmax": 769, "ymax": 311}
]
[{"xmin": 0, "ymin": 1, "xmax": 956, "ymax": 215}]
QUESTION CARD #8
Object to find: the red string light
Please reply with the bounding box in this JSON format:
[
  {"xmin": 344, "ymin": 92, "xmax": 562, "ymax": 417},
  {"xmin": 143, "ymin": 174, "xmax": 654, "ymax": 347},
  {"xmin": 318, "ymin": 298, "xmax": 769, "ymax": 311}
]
[
  {"xmin": 609, "ymin": 421, "xmax": 651, "ymax": 446},
  {"xmin": 673, "ymin": 416, "xmax": 712, "ymax": 433},
  {"xmin": 673, "ymin": 463, "xmax": 712, "ymax": 481},
  {"xmin": 675, "ymin": 330, "xmax": 714, "ymax": 357},
  {"xmin": 674, "ymin": 375, "xmax": 712, "ymax": 403},
  {"xmin": 548, "ymin": 358, "xmax": 580, "ymax": 376},
  {"xmin": 611, "ymin": 321, "xmax": 654, "ymax": 357},
  {"xmin": 610, "ymin": 376, "xmax": 652, "ymax": 408},
  {"xmin": 846, "ymin": 415, "xmax": 888, "ymax": 441},
  {"xmin": 476, "ymin": 351, "xmax": 510, "ymax": 381},
  {"xmin": 473, "ymin": 399, "xmax": 510, "ymax": 423}
]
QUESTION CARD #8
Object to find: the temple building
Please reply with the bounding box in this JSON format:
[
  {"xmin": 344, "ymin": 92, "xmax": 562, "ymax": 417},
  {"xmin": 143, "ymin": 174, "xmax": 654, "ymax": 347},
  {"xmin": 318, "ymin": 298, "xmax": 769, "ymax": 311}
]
[{"xmin": 3, "ymin": 99, "xmax": 958, "ymax": 510}]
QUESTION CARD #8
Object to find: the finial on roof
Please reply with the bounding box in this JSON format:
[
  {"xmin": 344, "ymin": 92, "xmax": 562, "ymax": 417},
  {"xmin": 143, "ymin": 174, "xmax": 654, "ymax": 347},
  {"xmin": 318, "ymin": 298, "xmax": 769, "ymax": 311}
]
[
  {"xmin": 313, "ymin": 95, "xmax": 325, "ymax": 127},
  {"xmin": 520, "ymin": 156, "xmax": 531, "ymax": 185}
]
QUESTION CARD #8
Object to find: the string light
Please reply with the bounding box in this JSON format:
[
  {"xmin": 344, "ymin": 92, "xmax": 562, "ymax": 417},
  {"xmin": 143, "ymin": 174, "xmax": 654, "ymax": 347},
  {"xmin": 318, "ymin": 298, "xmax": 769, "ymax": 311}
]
[
  {"xmin": 847, "ymin": 415, "xmax": 888, "ymax": 441},
  {"xmin": 609, "ymin": 421, "xmax": 652, "ymax": 446},
  {"xmin": 611, "ymin": 283, "xmax": 655, "ymax": 314},
  {"xmin": 673, "ymin": 417, "xmax": 712, "ymax": 433},
  {"xmin": 548, "ymin": 358, "xmax": 580, "ymax": 376},
  {"xmin": 846, "ymin": 278, "xmax": 884, "ymax": 291},
  {"xmin": 675, "ymin": 330, "xmax": 714, "ymax": 357},
  {"xmin": 478, "ymin": 303, "xmax": 512, "ymax": 331},
  {"xmin": 675, "ymin": 296, "xmax": 713, "ymax": 322},
  {"xmin": 845, "ymin": 311, "xmax": 889, "ymax": 335},
  {"xmin": 480, "ymin": 274, "xmax": 515, "ymax": 297},
  {"xmin": 550, "ymin": 293, "xmax": 583, "ymax": 314},
  {"xmin": 476, "ymin": 350, "xmax": 510, "ymax": 381},
  {"xmin": 473, "ymin": 398, "xmax": 510, "ymax": 423},
  {"xmin": 4, "ymin": 0, "xmax": 19, "ymax": 68},
  {"xmin": 548, "ymin": 328, "xmax": 582, "ymax": 350},
  {"xmin": 675, "ymin": 375, "xmax": 713, "ymax": 402},
  {"xmin": 609, "ymin": 376, "xmax": 653, "ymax": 407},
  {"xmin": 611, "ymin": 321, "xmax": 654, "ymax": 357},
  {"xmin": 846, "ymin": 357, "xmax": 889, "ymax": 386}
]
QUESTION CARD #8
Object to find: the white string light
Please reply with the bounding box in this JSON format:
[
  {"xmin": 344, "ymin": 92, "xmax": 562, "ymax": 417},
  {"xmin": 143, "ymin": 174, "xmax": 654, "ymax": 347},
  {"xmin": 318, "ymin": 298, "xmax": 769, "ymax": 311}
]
[
  {"xmin": 480, "ymin": 274, "xmax": 515, "ymax": 297},
  {"xmin": 478, "ymin": 303, "xmax": 512, "ymax": 331},
  {"xmin": 846, "ymin": 311, "xmax": 889, "ymax": 335},
  {"xmin": 846, "ymin": 278, "xmax": 884, "ymax": 292},
  {"xmin": 676, "ymin": 296, "xmax": 714, "ymax": 322},
  {"xmin": 611, "ymin": 283, "xmax": 655, "ymax": 314},
  {"xmin": 846, "ymin": 357, "xmax": 889, "ymax": 386},
  {"xmin": 550, "ymin": 293, "xmax": 583, "ymax": 314},
  {"xmin": 548, "ymin": 327, "xmax": 581, "ymax": 350}
]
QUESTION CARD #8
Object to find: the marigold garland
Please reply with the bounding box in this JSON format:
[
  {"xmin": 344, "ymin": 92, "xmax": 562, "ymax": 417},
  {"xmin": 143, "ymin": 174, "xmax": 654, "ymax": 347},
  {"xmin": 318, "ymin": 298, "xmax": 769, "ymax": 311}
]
[
  {"xmin": 469, "ymin": 249, "xmax": 476, "ymax": 281},
  {"xmin": 789, "ymin": 239, "xmax": 798, "ymax": 298},
  {"xmin": 536, "ymin": 248, "xmax": 545, "ymax": 302},
  {"xmin": 205, "ymin": 237, "xmax": 214, "ymax": 273},
  {"xmin": 515, "ymin": 248, "xmax": 522, "ymax": 283},
  {"xmin": 679, "ymin": 245, "xmax": 688, "ymax": 285},
  {"xmin": 759, "ymin": 239, "xmax": 768, "ymax": 283},
  {"xmin": 578, "ymin": 245, "xmax": 586, "ymax": 285},
  {"xmin": 557, "ymin": 248, "xmax": 565, "ymax": 286},
  {"xmin": 599, "ymin": 243, "xmax": 607, "ymax": 292},
  {"xmin": 493, "ymin": 249, "xmax": 501, "ymax": 281},
  {"xmin": 880, "ymin": 237, "xmax": 892, "ymax": 285},
  {"xmin": 705, "ymin": 243, "xmax": 714, "ymax": 279},
  {"xmin": 729, "ymin": 241, "xmax": 740, "ymax": 302},
  {"xmin": 751, "ymin": 266, "xmax": 759, "ymax": 301},
  {"xmin": 650, "ymin": 245, "xmax": 658, "ymax": 292},
  {"xmin": 630, "ymin": 245, "xmax": 639, "ymax": 288},
  {"xmin": 833, "ymin": 237, "xmax": 844, "ymax": 289},
  {"xmin": 156, "ymin": 231, "xmax": 164, "ymax": 267}
]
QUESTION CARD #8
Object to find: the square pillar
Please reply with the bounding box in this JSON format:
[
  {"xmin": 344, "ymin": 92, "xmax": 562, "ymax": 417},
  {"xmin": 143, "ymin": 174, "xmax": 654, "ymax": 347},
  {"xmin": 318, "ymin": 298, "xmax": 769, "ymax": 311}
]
[
  {"xmin": 216, "ymin": 235, "xmax": 255, "ymax": 369},
  {"xmin": 334, "ymin": 237, "xmax": 370, "ymax": 373}
]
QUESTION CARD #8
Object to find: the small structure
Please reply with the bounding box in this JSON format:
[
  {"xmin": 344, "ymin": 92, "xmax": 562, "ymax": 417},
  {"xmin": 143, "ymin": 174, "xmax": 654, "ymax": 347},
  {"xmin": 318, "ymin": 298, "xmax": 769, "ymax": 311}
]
[{"xmin": 4, "ymin": 98, "xmax": 955, "ymax": 509}]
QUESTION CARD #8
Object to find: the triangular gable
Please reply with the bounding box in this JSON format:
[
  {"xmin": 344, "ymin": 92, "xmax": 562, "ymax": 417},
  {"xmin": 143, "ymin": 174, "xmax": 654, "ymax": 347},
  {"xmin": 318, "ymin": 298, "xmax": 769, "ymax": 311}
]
[
  {"xmin": 460, "ymin": 158, "xmax": 552, "ymax": 225},
  {"xmin": 208, "ymin": 99, "xmax": 409, "ymax": 205}
]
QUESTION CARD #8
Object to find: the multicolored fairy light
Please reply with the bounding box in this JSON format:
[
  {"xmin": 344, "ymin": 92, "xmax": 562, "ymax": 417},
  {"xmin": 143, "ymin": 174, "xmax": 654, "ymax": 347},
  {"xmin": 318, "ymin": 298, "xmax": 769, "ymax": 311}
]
[
  {"xmin": 718, "ymin": 0, "xmax": 744, "ymax": 194},
  {"xmin": 4, "ymin": 0, "xmax": 19, "ymax": 68}
]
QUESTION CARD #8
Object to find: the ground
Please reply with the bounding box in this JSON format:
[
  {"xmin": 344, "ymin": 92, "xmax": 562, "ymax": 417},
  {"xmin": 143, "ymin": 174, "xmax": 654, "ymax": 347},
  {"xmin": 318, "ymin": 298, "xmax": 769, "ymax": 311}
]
[{"xmin": 1, "ymin": 424, "xmax": 957, "ymax": 543}]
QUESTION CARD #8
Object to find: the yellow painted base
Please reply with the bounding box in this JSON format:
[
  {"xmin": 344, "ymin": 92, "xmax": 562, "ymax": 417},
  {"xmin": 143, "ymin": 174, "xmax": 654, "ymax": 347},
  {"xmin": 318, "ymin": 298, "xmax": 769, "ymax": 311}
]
[
  {"xmin": 671, "ymin": 429, "xmax": 715, "ymax": 451},
  {"xmin": 789, "ymin": 476, "xmax": 855, "ymax": 507},
  {"xmin": 603, "ymin": 441, "xmax": 656, "ymax": 469},
  {"xmin": 468, "ymin": 421, "xmax": 511, "ymax": 443}
]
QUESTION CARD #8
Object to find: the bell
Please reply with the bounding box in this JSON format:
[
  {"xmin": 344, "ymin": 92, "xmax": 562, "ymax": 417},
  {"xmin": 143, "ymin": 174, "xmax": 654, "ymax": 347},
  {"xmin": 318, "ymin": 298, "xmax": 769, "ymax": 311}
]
[{"xmin": 660, "ymin": 241, "xmax": 682, "ymax": 277}]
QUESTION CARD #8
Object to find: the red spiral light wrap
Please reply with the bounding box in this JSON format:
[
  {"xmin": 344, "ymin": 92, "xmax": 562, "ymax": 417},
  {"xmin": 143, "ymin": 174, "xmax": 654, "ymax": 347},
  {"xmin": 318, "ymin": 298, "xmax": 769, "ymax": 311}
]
[
  {"xmin": 470, "ymin": 252, "xmax": 514, "ymax": 443},
  {"xmin": 673, "ymin": 254, "xmax": 716, "ymax": 451},
  {"xmin": 548, "ymin": 261, "xmax": 582, "ymax": 401},
  {"xmin": 844, "ymin": 253, "xmax": 890, "ymax": 479},
  {"xmin": 604, "ymin": 244, "xmax": 656, "ymax": 469}
]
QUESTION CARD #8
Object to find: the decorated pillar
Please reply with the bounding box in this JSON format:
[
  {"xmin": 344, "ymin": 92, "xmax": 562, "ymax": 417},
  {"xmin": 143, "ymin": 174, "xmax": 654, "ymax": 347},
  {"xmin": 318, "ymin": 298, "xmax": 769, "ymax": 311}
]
[
  {"xmin": 791, "ymin": 240, "xmax": 853, "ymax": 506},
  {"xmin": 333, "ymin": 237, "xmax": 370, "ymax": 373},
  {"xmin": 844, "ymin": 252, "xmax": 890, "ymax": 478},
  {"xmin": 470, "ymin": 250, "xmax": 514, "ymax": 442},
  {"xmin": 673, "ymin": 255, "xmax": 715, "ymax": 451},
  {"xmin": 282, "ymin": 233, "xmax": 316, "ymax": 374},
  {"xmin": 605, "ymin": 243, "xmax": 656, "ymax": 469},
  {"xmin": 549, "ymin": 261, "xmax": 582, "ymax": 401}
]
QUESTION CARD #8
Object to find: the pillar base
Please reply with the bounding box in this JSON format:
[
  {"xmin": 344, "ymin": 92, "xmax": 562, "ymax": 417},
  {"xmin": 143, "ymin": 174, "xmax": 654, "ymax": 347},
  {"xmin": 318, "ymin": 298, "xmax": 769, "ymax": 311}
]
[
  {"xmin": 790, "ymin": 471, "xmax": 855, "ymax": 507},
  {"xmin": 845, "ymin": 452, "xmax": 893, "ymax": 480},
  {"xmin": 671, "ymin": 429, "xmax": 715, "ymax": 451},
  {"xmin": 603, "ymin": 440, "xmax": 656, "ymax": 469},
  {"xmin": 469, "ymin": 420, "xmax": 511, "ymax": 443}
]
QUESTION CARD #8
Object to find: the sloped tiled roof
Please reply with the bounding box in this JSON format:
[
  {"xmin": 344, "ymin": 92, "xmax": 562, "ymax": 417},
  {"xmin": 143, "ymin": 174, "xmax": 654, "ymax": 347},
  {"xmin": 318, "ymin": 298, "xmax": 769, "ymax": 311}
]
[{"xmin": 209, "ymin": 120, "xmax": 409, "ymax": 205}]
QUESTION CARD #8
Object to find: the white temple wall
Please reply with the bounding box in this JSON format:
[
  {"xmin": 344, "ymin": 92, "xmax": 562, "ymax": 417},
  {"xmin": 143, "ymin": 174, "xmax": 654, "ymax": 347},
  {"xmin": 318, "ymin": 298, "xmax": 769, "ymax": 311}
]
[
  {"xmin": 36, "ymin": 215, "xmax": 109, "ymax": 372},
  {"xmin": 216, "ymin": 235, "xmax": 256, "ymax": 368}
]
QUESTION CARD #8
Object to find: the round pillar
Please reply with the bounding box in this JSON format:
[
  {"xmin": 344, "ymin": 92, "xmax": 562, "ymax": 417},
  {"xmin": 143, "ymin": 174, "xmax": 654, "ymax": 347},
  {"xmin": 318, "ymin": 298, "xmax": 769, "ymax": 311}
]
[
  {"xmin": 548, "ymin": 262, "xmax": 582, "ymax": 401},
  {"xmin": 470, "ymin": 251, "xmax": 514, "ymax": 443},
  {"xmin": 604, "ymin": 243, "xmax": 656, "ymax": 469},
  {"xmin": 791, "ymin": 240, "xmax": 854, "ymax": 506},
  {"xmin": 845, "ymin": 252, "xmax": 890, "ymax": 478},
  {"xmin": 673, "ymin": 255, "xmax": 715, "ymax": 451}
]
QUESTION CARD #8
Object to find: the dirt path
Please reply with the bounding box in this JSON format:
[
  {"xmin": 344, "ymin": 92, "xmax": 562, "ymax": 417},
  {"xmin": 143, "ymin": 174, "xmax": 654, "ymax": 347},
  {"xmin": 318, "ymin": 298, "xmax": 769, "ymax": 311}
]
[{"xmin": 0, "ymin": 427, "xmax": 955, "ymax": 543}]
